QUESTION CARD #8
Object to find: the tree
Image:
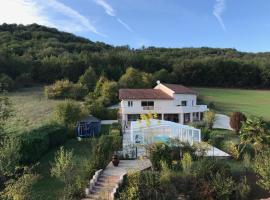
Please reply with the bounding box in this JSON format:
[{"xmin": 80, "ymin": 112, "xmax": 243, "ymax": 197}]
[
  {"xmin": 240, "ymin": 117, "xmax": 270, "ymax": 155},
  {"xmin": 78, "ymin": 67, "xmax": 97, "ymax": 91},
  {"xmin": 203, "ymin": 111, "xmax": 216, "ymax": 129},
  {"xmin": 118, "ymin": 67, "xmax": 153, "ymax": 89},
  {"xmin": 230, "ymin": 112, "xmax": 246, "ymax": 133},
  {"xmin": 54, "ymin": 100, "xmax": 85, "ymax": 130},
  {"xmin": 253, "ymin": 150, "xmax": 270, "ymax": 191}
]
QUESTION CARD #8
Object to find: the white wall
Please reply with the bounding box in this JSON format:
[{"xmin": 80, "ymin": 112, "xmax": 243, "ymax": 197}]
[{"xmin": 173, "ymin": 94, "xmax": 197, "ymax": 106}]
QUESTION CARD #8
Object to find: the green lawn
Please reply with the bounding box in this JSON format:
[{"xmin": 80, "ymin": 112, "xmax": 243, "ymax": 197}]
[
  {"xmin": 32, "ymin": 139, "xmax": 94, "ymax": 200},
  {"xmin": 194, "ymin": 87, "xmax": 270, "ymax": 121},
  {"xmin": 5, "ymin": 87, "xmax": 63, "ymax": 134}
]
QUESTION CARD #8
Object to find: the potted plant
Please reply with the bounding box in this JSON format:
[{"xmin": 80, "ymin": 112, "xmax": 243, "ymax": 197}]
[{"xmin": 112, "ymin": 154, "xmax": 119, "ymax": 166}]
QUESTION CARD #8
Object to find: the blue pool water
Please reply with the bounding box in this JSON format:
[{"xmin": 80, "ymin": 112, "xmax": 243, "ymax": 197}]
[{"xmin": 153, "ymin": 135, "xmax": 170, "ymax": 143}]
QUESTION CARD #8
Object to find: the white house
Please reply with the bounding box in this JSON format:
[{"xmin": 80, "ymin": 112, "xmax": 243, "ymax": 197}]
[{"xmin": 119, "ymin": 81, "xmax": 208, "ymax": 129}]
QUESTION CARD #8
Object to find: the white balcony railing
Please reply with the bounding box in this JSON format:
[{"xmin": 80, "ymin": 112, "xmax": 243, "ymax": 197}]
[{"xmin": 142, "ymin": 106, "xmax": 154, "ymax": 110}]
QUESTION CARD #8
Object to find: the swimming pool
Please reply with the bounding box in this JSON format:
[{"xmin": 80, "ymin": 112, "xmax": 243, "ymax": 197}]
[{"xmin": 153, "ymin": 135, "xmax": 170, "ymax": 143}]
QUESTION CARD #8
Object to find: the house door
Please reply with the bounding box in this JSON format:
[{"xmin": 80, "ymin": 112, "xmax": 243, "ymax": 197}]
[{"xmin": 184, "ymin": 113, "xmax": 190, "ymax": 124}]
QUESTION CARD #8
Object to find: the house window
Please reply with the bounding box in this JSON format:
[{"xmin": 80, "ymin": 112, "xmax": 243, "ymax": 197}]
[
  {"xmin": 181, "ymin": 101, "xmax": 187, "ymax": 106},
  {"xmin": 128, "ymin": 101, "xmax": 133, "ymax": 107},
  {"xmin": 141, "ymin": 101, "xmax": 154, "ymax": 110},
  {"xmin": 141, "ymin": 101, "xmax": 154, "ymax": 107}
]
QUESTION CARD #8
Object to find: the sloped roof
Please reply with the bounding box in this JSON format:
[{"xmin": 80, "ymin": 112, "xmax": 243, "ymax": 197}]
[
  {"xmin": 79, "ymin": 115, "xmax": 100, "ymax": 123},
  {"xmin": 162, "ymin": 84, "xmax": 197, "ymax": 94},
  {"xmin": 119, "ymin": 89, "xmax": 173, "ymax": 100}
]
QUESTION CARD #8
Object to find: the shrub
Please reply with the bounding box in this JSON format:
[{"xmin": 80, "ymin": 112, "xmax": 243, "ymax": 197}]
[
  {"xmin": 51, "ymin": 147, "xmax": 75, "ymax": 184},
  {"xmin": 253, "ymin": 150, "xmax": 270, "ymax": 191},
  {"xmin": 203, "ymin": 111, "xmax": 216, "ymax": 129},
  {"xmin": 181, "ymin": 153, "xmax": 192, "ymax": 174},
  {"xmin": 15, "ymin": 73, "xmax": 33, "ymax": 87},
  {"xmin": 201, "ymin": 127, "xmax": 210, "ymax": 141},
  {"xmin": 51, "ymin": 147, "xmax": 82, "ymax": 200},
  {"xmin": 54, "ymin": 100, "xmax": 86, "ymax": 131},
  {"xmin": 230, "ymin": 112, "xmax": 246, "ymax": 133},
  {"xmin": 119, "ymin": 171, "xmax": 175, "ymax": 200},
  {"xmin": 1, "ymin": 172, "xmax": 40, "ymax": 200},
  {"xmin": 210, "ymin": 172, "xmax": 235, "ymax": 200},
  {"xmin": 236, "ymin": 177, "xmax": 250, "ymax": 200},
  {"xmin": 45, "ymin": 79, "xmax": 87, "ymax": 100},
  {"xmin": 15, "ymin": 123, "xmax": 67, "ymax": 164},
  {"xmin": 228, "ymin": 142, "xmax": 240, "ymax": 160},
  {"xmin": 0, "ymin": 73, "xmax": 14, "ymax": 91},
  {"xmin": 148, "ymin": 143, "xmax": 172, "ymax": 170},
  {"xmin": 0, "ymin": 137, "xmax": 21, "ymax": 176},
  {"xmin": 191, "ymin": 158, "xmax": 231, "ymax": 180}
]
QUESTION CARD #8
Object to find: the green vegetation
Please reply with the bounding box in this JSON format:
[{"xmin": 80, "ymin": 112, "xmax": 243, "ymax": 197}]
[
  {"xmin": 196, "ymin": 87, "xmax": 270, "ymax": 120},
  {"xmin": 4, "ymin": 87, "xmax": 63, "ymax": 134},
  {"xmin": 1, "ymin": 23, "xmax": 270, "ymax": 90}
]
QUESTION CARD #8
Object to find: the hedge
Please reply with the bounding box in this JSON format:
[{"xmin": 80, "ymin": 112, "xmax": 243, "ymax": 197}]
[{"xmin": 11, "ymin": 123, "xmax": 67, "ymax": 164}]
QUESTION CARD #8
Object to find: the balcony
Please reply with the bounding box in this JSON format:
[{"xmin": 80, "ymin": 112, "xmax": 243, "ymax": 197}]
[
  {"xmin": 121, "ymin": 104, "xmax": 208, "ymax": 115},
  {"xmin": 142, "ymin": 106, "xmax": 154, "ymax": 110}
]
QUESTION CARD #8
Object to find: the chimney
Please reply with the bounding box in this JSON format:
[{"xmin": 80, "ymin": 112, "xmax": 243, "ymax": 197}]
[{"xmin": 156, "ymin": 80, "xmax": 161, "ymax": 85}]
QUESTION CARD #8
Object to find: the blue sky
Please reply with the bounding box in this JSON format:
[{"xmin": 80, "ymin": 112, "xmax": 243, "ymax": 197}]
[{"xmin": 1, "ymin": 0, "xmax": 270, "ymax": 52}]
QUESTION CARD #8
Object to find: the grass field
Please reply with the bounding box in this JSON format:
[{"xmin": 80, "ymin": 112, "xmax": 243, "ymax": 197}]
[
  {"xmin": 5, "ymin": 87, "xmax": 63, "ymax": 134},
  {"xmin": 195, "ymin": 88, "xmax": 270, "ymax": 121},
  {"xmin": 32, "ymin": 139, "xmax": 93, "ymax": 200}
]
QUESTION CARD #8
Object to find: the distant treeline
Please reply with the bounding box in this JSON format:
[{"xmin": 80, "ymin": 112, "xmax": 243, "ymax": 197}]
[{"xmin": 0, "ymin": 23, "xmax": 270, "ymax": 88}]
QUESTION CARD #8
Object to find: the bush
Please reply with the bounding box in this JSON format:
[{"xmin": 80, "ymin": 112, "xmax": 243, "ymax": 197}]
[
  {"xmin": 0, "ymin": 137, "xmax": 21, "ymax": 176},
  {"xmin": 210, "ymin": 172, "xmax": 235, "ymax": 200},
  {"xmin": 181, "ymin": 153, "xmax": 192, "ymax": 174},
  {"xmin": 203, "ymin": 111, "xmax": 216, "ymax": 129},
  {"xmin": 14, "ymin": 123, "xmax": 67, "ymax": 164},
  {"xmin": 148, "ymin": 143, "xmax": 172, "ymax": 170},
  {"xmin": 191, "ymin": 158, "xmax": 231, "ymax": 180},
  {"xmin": 0, "ymin": 73, "xmax": 14, "ymax": 91},
  {"xmin": 119, "ymin": 171, "xmax": 175, "ymax": 200},
  {"xmin": 54, "ymin": 100, "xmax": 86, "ymax": 131},
  {"xmin": 1, "ymin": 172, "xmax": 40, "ymax": 200},
  {"xmin": 253, "ymin": 150, "xmax": 270, "ymax": 191},
  {"xmin": 45, "ymin": 79, "xmax": 87, "ymax": 100},
  {"xmin": 87, "ymin": 99, "xmax": 118, "ymax": 120},
  {"xmin": 230, "ymin": 112, "xmax": 246, "ymax": 133},
  {"xmin": 236, "ymin": 177, "xmax": 250, "ymax": 200},
  {"xmin": 15, "ymin": 73, "xmax": 33, "ymax": 87}
]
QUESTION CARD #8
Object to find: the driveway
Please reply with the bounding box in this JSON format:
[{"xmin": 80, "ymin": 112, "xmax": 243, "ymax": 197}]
[{"xmin": 213, "ymin": 114, "xmax": 233, "ymax": 131}]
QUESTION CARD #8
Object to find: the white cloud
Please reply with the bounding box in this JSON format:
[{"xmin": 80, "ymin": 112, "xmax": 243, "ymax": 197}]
[
  {"xmin": 94, "ymin": 0, "xmax": 115, "ymax": 16},
  {"xmin": 213, "ymin": 0, "xmax": 226, "ymax": 30},
  {"xmin": 117, "ymin": 18, "xmax": 132, "ymax": 32},
  {"xmin": 94, "ymin": 0, "xmax": 132, "ymax": 32},
  {"xmin": 0, "ymin": 0, "xmax": 105, "ymax": 36}
]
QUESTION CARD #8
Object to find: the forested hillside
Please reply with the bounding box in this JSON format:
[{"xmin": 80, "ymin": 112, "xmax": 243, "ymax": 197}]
[{"xmin": 1, "ymin": 23, "xmax": 270, "ymax": 88}]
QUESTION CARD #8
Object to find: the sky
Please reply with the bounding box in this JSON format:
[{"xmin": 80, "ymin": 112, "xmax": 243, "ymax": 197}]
[{"xmin": 0, "ymin": 0, "xmax": 270, "ymax": 52}]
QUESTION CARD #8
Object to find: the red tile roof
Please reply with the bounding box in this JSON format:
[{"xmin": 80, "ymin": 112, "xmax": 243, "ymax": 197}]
[
  {"xmin": 162, "ymin": 84, "xmax": 197, "ymax": 94},
  {"xmin": 119, "ymin": 89, "xmax": 173, "ymax": 100}
]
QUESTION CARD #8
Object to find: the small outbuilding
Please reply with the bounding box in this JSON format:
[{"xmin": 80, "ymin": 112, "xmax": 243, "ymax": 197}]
[{"xmin": 77, "ymin": 116, "xmax": 101, "ymax": 138}]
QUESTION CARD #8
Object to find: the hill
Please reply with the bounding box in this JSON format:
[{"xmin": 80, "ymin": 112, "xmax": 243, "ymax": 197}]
[{"xmin": 0, "ymin": 23, "xmax": 270, "ymax": 88}]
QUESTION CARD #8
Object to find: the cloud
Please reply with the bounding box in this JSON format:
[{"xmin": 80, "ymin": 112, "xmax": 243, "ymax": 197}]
[
  {"xmin": 94, "ymin": 0, "xmax": 115, "ymax": 16},
  {"xmin": 117, "ymin": 18, "xmax": 132, "ymax": 32},
  {"xmin": 94, "ymin": 0, "xmax": 132, "ymax": 32},
  {"xmin": 0, "ymin": 0, "xmax": 105, "ymax": 36},
  {"xmin": 213, "ymin": 0, "xmax": 226, "ymax": 30}
]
